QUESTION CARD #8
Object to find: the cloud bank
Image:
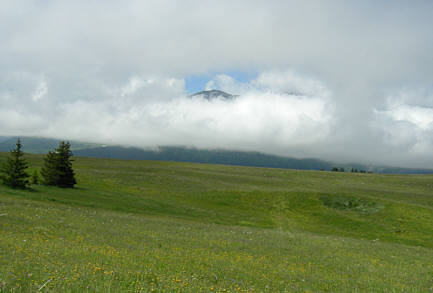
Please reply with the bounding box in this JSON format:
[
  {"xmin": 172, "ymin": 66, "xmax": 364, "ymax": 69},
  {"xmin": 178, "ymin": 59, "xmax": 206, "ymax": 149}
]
[
  {"xmin": 1, "ymin": 1, "xmax": 433, "ymax": 168},
  {"xmin": 0, "ymin": 72, "xmax": 332, "ymax": 155}
]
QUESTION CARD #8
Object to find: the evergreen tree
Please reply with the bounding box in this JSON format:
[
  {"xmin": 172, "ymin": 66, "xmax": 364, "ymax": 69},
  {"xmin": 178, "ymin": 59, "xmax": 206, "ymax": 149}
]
[
  {"xmin": 31, "ymin": 170, "xmax": 40, "ymax": 185},
  {"xmin": 56, "ymin": 141, "xmax": 76, "ymax": 188},
  {"xmin": 41, "ymin": 149, "xmax": 60, "ymax": 186},
  {"xmin": 41, "ymin": 141, "xmax": 77, "ymax": 188},
  {"xmin": 0, "ymin": 138, "xmax": 30, "ymax": 188}
]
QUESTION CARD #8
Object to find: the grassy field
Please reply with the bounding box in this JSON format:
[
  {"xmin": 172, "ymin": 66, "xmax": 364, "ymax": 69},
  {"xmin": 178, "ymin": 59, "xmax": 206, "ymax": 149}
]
[{"xmin": 0, "ymin": 153, "xmax": 432, "ymax": 292}]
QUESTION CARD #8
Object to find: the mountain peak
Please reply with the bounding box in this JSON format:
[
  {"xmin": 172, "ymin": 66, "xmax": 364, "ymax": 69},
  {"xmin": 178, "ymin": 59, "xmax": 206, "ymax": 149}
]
[{"xmin": 190, "ymin": 89, "xmax": 238, "ymax": 100}]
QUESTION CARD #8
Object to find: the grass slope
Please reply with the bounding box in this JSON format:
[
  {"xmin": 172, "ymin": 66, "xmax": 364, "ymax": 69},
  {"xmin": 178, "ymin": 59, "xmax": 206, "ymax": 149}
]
[{"xmin": 0, "ymin": 153, "xmax": 432, "ymax": 292}]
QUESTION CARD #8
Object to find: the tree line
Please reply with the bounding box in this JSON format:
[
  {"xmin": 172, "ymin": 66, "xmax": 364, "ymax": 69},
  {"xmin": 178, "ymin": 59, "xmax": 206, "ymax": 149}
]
[
  {"xmin": 330, "ymin": 167, "xmax": 372, "ymax": 173},
  {"xmin": 0, "ymin": 138, "xmax": 76, "ymax": 189}
]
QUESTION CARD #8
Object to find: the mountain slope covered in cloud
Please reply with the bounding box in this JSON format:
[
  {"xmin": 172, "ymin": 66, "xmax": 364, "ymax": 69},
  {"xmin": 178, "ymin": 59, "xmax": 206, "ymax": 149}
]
[
  {"xmin": 1, "ymin": 136, "xmax": 432, "ymax": 174},
  {"xmin": 73, "ymin": 145, "xmax": 433, "ymax": 174}
]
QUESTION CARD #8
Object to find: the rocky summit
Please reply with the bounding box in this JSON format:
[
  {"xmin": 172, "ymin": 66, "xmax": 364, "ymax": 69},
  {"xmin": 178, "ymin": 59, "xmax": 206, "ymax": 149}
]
[{"xmin": 190, "ymin": 89, "xmax": 238, "ymax": 100}]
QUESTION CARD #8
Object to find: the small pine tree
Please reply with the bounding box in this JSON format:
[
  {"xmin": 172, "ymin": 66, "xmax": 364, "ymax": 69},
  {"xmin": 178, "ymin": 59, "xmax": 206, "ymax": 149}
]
[
  {"xmin": 0, "ymin": 138, "xmax": 30, "ymax": 189},
  {"xmin": 41, "ymin": 141, "xmax": 77, "ymax": 188},
  {"xmin": 56, "ymin": 141, "xmax": 76, "ymax": 188}
]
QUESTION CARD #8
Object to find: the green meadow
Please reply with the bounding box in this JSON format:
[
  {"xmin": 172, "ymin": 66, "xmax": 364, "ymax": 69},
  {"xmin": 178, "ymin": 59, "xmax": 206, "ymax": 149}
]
[{"xmin": 0, "ymin": 153, "xmax": 432, "ymax": 292}]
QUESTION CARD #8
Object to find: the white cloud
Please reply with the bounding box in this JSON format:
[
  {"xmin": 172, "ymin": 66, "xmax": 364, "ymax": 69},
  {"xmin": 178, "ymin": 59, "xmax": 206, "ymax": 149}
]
[
  {"xmin": 385, "ymin": 105, "xmax": 433, "ymax": 131},
  {"xmin": 371, "ymin": 89, "xmax": 433, "ymax": 165},
  {"xmin": 117, "ymin": 76, "xmax": 185, "ymax": 101},
  {"xmin": 120, "ymin": 76, "xmax": 146, "ymax": 97},
  {"xmin": 0, "ymin": 71, "xmax": 333, "ymax": 156},
  {"xmin": 32, "ymin": 78, "xmax": 48, "ymax": 101},
  {"xmin": 253, "ymin": 71, "xmax": 330, "ymax": 97}
]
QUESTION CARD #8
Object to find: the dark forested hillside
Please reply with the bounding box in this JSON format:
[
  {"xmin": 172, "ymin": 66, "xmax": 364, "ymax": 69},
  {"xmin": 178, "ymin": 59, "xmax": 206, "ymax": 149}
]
[
  {"xmin": 74, "ymin": 146, "xmax": 333, "ymax": 170},
  {"xmin": 1, "ymin": 136, "xmax": 432, "ymax": 174}
]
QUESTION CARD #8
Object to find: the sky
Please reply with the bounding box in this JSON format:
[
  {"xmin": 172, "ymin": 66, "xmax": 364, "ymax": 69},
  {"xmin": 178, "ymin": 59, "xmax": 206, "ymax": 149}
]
[{"xmin": 1, "ymin": 0, "xmax": 433, "ymax": 168}]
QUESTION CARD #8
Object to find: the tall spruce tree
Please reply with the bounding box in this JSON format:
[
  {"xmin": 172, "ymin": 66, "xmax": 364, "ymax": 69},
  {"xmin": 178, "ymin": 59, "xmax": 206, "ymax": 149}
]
[
  {"xmin": 40, "ymin": 149, "xmax": 60, "ymax": 186},
  {"xmin": 41, "ymin": 141, "xmax": 77, "ymax": 188},
  {"xmin": 0, "ymin": 138, "xmax": 30, "ymax": 188}
]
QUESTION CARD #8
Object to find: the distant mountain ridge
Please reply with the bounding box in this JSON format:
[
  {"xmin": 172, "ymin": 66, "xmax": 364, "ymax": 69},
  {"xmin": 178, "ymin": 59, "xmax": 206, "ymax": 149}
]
[
  {"xmin": 0, "ymin": 137, "xmax": 101, "ymax": 153},
  {"xmin": 74, "ymin": 146, "xmax": 332, "ymax": 170},
  {"xmin": 1, "ymin": 136, "xmax": 432, "ymax": 174},
  {"xmin": 190, "ymin": 89, "xmax": 238, "ymax": 100},
  {"xmin": 72, "ymin": 146, "xmax": 433, "ymax": 174}
]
